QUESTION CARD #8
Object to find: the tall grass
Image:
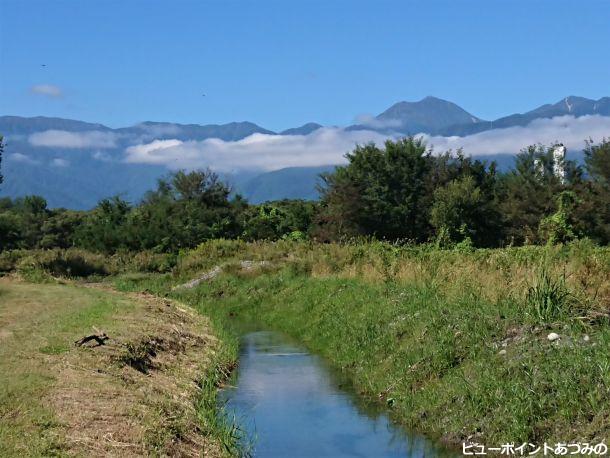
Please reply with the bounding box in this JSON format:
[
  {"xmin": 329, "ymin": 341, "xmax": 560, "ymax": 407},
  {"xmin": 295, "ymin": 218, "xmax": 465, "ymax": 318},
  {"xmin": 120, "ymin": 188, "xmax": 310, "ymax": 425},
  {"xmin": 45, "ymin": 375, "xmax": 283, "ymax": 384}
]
[
  {"xmin": 114, "ymin": 239, "xmax": 609, "ymax": 448},
  {"xmin": 166, "ymin": 264, "xmax": 610, "ymax": 447},
  {"xmin": 195, "ymin": 344, "xmax": 247, "ymax": 457},
  {"xmin": 526, "ymin": 267, "xmax": 572, "ymax": 323}
]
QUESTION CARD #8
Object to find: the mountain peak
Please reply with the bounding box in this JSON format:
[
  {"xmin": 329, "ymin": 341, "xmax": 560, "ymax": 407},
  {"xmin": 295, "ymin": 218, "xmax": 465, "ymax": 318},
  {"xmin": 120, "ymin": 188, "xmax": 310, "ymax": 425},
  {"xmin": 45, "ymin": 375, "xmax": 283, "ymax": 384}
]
[
  {"xmin": 421, "ymin": 95, "xmax": 447, "ymax": 103},
  {"xmin": 374, "ymin": 97, "xmax": 482, "ymax": 134}
]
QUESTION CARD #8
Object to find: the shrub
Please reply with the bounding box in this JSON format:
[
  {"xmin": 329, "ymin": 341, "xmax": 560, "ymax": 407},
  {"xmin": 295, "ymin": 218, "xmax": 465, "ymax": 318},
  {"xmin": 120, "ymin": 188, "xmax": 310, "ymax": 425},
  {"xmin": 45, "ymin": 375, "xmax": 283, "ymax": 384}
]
[
  {"xmin": 127, "ymin": 251, "xmax": 177, "ymax": 273},
  {"xmin": 16, "ymin": 249, "xmax": 109, "ymax": 279},
  {"xmin": 0, "ymin": 250, "xmax": 28, "ymax": 273}
]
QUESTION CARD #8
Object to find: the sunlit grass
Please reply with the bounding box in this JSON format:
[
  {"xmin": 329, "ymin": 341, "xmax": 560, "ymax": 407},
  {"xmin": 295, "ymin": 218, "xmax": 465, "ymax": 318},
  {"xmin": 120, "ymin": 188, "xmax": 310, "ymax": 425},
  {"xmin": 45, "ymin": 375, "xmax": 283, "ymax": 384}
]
[
  {"xmin": 111, "ymin": 239, "xmax": 610, "ymax": 448},
  {"xmin": 0, "ymin": 281, "xmax": 132, "ymax": 456}
]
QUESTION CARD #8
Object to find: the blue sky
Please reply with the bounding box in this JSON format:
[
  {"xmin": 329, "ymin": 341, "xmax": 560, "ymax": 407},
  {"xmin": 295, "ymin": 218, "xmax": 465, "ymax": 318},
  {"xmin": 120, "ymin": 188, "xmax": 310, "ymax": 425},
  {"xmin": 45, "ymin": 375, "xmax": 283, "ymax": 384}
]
[{"xmin": 1, "ymin": 0, "xmax": 609, "ymax": 131}]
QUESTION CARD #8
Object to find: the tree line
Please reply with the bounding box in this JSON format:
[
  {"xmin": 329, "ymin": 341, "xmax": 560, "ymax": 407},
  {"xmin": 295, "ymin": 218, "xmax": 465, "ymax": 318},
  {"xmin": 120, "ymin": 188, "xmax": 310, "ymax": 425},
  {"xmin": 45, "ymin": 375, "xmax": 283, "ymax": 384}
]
[{"xmin": 0, "ymin": 136, "xmax": 608, "ymax": 253}]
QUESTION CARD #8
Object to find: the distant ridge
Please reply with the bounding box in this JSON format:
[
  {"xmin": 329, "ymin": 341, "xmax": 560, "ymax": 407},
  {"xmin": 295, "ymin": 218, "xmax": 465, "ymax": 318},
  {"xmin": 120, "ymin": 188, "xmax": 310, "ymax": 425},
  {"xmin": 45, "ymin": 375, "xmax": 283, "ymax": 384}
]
[
  {"xmin": 280, "ymin": 123, "xmax": 323, "ymax": 136},
  {"xmin": 437, "ymin": 96, "xmax": 610, "ymax": 136},
  {"xmin": 1, "ymin": 94, "xmax": 607, "ymax": 208},
  {"xmin": 3, "ymin": 95, "xmax": 608, "ymax": 140}
]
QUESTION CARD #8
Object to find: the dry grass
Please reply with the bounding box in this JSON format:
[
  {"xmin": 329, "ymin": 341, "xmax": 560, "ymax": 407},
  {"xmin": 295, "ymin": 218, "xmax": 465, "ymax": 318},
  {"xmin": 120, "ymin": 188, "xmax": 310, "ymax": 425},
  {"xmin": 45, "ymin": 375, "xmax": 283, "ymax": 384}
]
[
  {"xmin": 0, "ymin": 277, "xmax": 228, "ymax": 457},
  {"xmin": 169, "ymin": 239, "xmax": 609, "ymax": 321}
]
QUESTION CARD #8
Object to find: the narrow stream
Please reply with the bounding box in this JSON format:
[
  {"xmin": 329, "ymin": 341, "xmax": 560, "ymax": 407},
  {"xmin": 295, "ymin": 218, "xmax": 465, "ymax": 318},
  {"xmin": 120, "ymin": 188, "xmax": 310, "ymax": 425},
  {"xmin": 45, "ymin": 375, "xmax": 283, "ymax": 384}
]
[{"xmin": 219, "ymin": 330, "xmax": 456, "ymax": 457}]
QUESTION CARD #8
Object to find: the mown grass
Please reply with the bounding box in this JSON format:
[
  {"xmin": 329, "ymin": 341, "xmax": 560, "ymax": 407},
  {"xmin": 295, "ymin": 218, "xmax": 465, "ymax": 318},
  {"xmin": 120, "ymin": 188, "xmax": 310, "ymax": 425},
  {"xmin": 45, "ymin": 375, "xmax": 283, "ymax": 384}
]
[
  {"xmin": 0, "ymin": 280, "xmax": 134, "ymax": 456},
  {"xmin": 111, "ymin": 239, "xmax": 610, "ymax": 449},
  {"xmin": 0, "ymin": 278, "xmax": 239, "ymax": 457}
]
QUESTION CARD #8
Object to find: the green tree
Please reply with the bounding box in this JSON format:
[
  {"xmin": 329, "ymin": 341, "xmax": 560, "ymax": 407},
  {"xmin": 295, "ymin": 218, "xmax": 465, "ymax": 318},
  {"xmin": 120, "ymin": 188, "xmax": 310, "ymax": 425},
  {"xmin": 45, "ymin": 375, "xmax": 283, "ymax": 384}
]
[
  {"xmin": 242, "ymin": 205, "xmax": 290, "ymax": 241},
  {"xmin": 430, "ymin": 175, "xmax": 501, "ymax": 247},
  {"xmin": 538, "ymin": 191, "xmax": 579, "ymax": 245},
  {"xmin": 585, "ymin": 138, "xmax": 610, "ymax": 184},
  {"xmin": 123, "ymin": 170, "xmax": 241, "ymax": 251},
  {"xmin": 171, "ymin": 169, "xmax": 230, "ymax": 205},
  {"xmin": 316, "ymin": 138, "xmax": 499, "ymax": 243},
  {"xmin": 241, "ymin": 200, "xmax": 315, "ymax": 241},
  {"xmin": 317, "ymin": 138, "xmax": 436, "ymax": 241},
  {"xmin": 39, "ymin": 210, "xmax": 84, "ymax": 249},
  {"xmin": 75, "ymin": 197, "xmax": 131, "ymax": 253},
  {"xmin": 16, "ymin": 196, "xmax": 49, "ymax": 248},
  {"xmin": 575, "ymin": 139, "xmax": 610, "ymax": 243},
  {"xmin": 0, "ymin": 212, "xmax": 21, "ymax": 250},
  {"xmin": 498, "ymin": 145, "xmax": 583, "ymax": 245}
]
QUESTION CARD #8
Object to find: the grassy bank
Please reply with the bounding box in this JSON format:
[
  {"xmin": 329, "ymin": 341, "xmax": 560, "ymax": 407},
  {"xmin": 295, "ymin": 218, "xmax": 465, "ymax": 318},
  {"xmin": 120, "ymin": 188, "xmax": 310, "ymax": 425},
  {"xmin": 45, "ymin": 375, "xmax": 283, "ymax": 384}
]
[
  {"xmin": 0, "ymin": 278, "xmax": 238, "ymax": 457},
  {"xmin": 111, "ymin": 240, "xmax": 610, "ymax": 449}
]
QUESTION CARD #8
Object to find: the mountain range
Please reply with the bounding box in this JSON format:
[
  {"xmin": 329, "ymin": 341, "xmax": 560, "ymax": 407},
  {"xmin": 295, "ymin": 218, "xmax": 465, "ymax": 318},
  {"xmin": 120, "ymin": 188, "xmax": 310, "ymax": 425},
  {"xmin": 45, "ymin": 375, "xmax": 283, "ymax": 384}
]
[{"xmin": 1, "ymin": 95, "xmax": 608, "ymax": 209}]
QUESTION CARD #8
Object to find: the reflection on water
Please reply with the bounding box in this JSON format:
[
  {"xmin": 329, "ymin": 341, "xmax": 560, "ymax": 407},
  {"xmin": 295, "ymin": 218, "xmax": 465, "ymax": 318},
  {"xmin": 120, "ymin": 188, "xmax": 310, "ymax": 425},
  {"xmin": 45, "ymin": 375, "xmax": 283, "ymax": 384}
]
[{"xmin": 219, "ymin": 330, "xmax": 455, "ymax": 457}]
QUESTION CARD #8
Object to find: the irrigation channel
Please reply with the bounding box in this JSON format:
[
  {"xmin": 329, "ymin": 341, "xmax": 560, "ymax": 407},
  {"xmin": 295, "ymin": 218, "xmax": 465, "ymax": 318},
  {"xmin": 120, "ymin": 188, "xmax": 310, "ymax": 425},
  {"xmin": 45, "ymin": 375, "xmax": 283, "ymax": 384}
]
[{"xmin": 219, "ymin": 329, "xmax": 457, "ymax": 457}]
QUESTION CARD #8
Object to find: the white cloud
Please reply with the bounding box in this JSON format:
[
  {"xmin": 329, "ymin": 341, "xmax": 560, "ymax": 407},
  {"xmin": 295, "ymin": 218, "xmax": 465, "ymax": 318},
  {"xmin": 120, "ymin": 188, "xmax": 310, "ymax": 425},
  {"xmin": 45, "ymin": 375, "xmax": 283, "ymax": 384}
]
[
  {"xmin": 8, "ymin": 153, "xmax": 40, "ymax": 164},
  {"xmin": 126, "ymin": 139, "xmax": 183, "ymax": 159},
  {"xmin": 422, "ymin": 115, "xmax": 610, "ymax": 156},
  {"xmin": 92, "ymin": 151, "xmax": 112, "ymax": 161},
  {"xmin": 51, "ymin": 158, "xmax": 70, "ymax": 167},
  {"xmin": 30, "ymin": 84, "xmax": 63, "ymax": 98},
  {"xmin": 122, "ymin": 115, "xmax": 610, "ymax": 172},
  {"xmin": 29, "ymin": 130, "xmax": 117, "ymax": 149},
  {"xmin": 124, "ymin": 128, "xmax": 389, "ymax": 172},
  {"xmin": 354, "ymin": 114, "xmax": 402, "ymax": 129}
]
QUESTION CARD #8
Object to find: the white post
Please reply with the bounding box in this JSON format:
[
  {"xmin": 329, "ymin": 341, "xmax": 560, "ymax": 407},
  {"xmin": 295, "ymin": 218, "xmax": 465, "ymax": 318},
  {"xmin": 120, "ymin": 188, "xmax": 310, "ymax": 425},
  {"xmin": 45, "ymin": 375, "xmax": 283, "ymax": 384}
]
[{"xmin": 552, "ymin": 144, "xmax": 566, "ymax": 184}]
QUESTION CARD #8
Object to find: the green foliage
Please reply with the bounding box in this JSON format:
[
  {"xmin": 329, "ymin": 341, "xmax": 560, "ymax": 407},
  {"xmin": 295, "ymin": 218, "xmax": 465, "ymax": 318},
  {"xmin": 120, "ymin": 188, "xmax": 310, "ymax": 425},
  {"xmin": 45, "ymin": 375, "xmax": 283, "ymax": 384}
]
[
  {"xmin": 242, "ymin": 205, "xmax": 290, "ymax": 241},
  {"xmin": 585, "ymin": 138, "xmax": 610, "ymax": 184},
  {"xmin": 283, "ymin": 230, "xmax": 306, "ymax": 241},
  {"xmin": 241, "ymin": 200, "xmax": 315, "ymax": 241},
  {"xmin": 498, "ymin": 144, "xmax": 585, "ymax": 245},
  {"xmin": 317, "ymin": 137, "xmax": 436, "ymax": 241},
  {"xmin": 0, "ymin": 195, "xmax": 86, "ymax": 251},
  {"xmin": 316, "ymin": 138, "xmax": 502, "ymax": 244},
  {"xmin": 0, "ymin": 211, "xmax": 22, "ymax": 250},
  {"xmin": 136, "ymin": 241, "xmax": 610, "ymax": 447},
  {"xmin": 0, "ymin": 139, "xmax": 609, "ymax": 253},
  {"xmin": 526, "ymin": 266, "xmax": 572, "ymax": 323},
  {"xmin": 538, "ymin": 191, "xmax": 579, "ymax": 245},
  {"xmin": 431, "ymin": 175, "xmax": 501, "ymax": 247},
  {"xmin": 71, "ymin": 170, "xmax": 243, "ymax": 253},
  {"xmin": 579, "ymin": 139, "xmax": 610, "ymax": 244}
]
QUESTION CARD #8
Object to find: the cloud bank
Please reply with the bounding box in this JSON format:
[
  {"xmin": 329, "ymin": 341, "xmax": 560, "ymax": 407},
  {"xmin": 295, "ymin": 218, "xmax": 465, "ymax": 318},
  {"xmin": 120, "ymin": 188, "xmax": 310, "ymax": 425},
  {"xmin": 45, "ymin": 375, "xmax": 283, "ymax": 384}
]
[
  {"xmin": 29, "ymin": 130, "xmax": 118, "ymax": 149},
  {"xmin": 124, "ymin": 128, "xmax": 390, "ymax": 172},
  {"xmin": 422, "ymin": 115, "xmax": 610, "ymax": 155},
  {"xmin": 123, "ymin": 115, "xmax": 610, "ymax": 172},
  {"xmin": 30, "ymin": 84, "xmax": 63, "ymax": 98}
]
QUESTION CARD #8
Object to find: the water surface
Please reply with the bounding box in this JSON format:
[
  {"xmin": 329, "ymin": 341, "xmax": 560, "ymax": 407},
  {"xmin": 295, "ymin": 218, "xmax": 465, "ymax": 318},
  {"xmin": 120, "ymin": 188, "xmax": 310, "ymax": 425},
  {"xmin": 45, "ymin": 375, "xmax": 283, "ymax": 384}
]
[{"xmin": 220, "ymin": 330, "xmax": 455, "ymax": 457}]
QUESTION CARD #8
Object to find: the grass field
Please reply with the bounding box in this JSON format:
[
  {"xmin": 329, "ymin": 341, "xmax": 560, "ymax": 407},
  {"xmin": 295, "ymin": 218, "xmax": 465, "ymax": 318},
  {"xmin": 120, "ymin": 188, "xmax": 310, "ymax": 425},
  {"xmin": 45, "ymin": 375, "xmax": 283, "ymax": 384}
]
[
  {"xmin": 111, "ymin": 240, "xmax": 610, "ymax": 450},
  {"xmin": 2, "ymin": 240, "xmax": 609, "ymax": 453},
  {"xmin": 0, "ymin": 278, "xmax": 237, "ymax": 457}
]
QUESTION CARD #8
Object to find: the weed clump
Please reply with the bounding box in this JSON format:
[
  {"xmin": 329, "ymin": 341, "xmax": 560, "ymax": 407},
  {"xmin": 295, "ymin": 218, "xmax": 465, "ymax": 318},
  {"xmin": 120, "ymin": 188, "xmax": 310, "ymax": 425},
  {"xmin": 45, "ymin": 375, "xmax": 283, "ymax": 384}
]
[
  {"xmin": 526, "ymin": 267, "xmax": 573, "ymax": 323},
  {"xmin": 119, "ymin": 338, "xmax": 165, "ymax": 374}
]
